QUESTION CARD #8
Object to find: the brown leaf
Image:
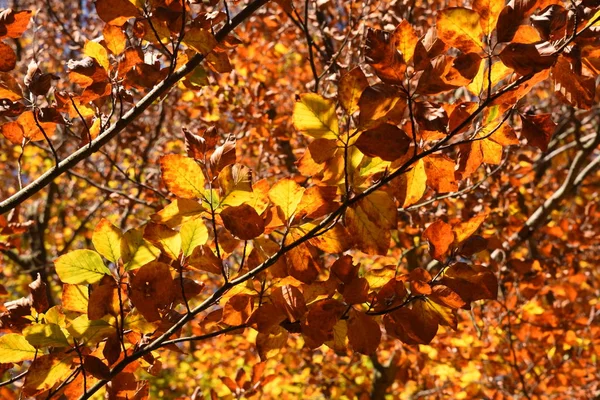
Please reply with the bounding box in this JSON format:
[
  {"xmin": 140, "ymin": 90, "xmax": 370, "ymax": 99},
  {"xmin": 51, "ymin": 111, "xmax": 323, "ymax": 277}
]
[
  {"xmin": 28, "ymin": 274, "xmax": 48, "ymax": 313},
  {"xmin": 210, "ymin": 136, "xmax": 236, "ymax": 174},
  {"xmin": 355, "ymin": 124, "xmax": 411, "ymax": 161},
  {"xmin": 440, "ymin": 263, "xmax": 498, "ymax": 307},
  {"xmin": 88, "ymin": 278, "xmax": 120, "ymax": 320},
  {"xmin": 383, "ymin": 300, "xmax": 438, "ymax": 345},
  {"xmin": 84, "ymin": 355, "xmax": 111, "ymax": 380},
  {"xmin": 552, "ymin": 56, "xmax": 595, "ymax": 110},
  {"xmin": 271, "ymin": 285, "xmax": 308, "ymax": 323},
  {"xmin": 187, "ymin": 244, "xmax": 223, "ymax": 274},
  {"xmin": 347, "ymin": 309, "xmax": 381, "ymax": 355},
  {"xmin": 341, "ymin": 277, "xmax": 370, "ymax": 305},
  {"xmin": 520, "ymin": 113, "xmax": 556, "ymax": 150},
  {"xmin": 95, "ymin": 0, "xmax": 140, "ymax": 26},
  {"xmin": 129, "ymin": 262, "xmax": 175, "ymax": 322},
  {"xmin": 358, "ymin": 84, "xmax": 402, "ymax": 128},
  {"xmin": 0, "ymin": 42, "xmax": 16, "ymax": 72},
  {"xmin": 429, "ymin": 285, "xmax": 466, "ymax": 309},
  {"xmin": 499, "ymin": 41, "xmax": 558, "ymax": 76},
  {"xmin": 331, "ymin": 255, "xmax": 360, "ymax": 284},
  {"xmin": 301, "ymin": 299, "xmax": 345, "ymax": 348},
  {"xmin": 365, "ymin": 28, "xmax": 406, "ymax": 85},
  {"xmin": 220, "ymin": 204, "xmax": 265, "ymax": 240}
]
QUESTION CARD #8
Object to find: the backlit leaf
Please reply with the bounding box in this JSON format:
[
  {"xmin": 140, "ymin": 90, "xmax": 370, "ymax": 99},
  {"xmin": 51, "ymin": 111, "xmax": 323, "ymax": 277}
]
[
  {"xmin": 293, "ymin": 93, "xmax": 339, "ymax": 139},
  {"xmin": 54, "ymin": 249, "xmax": 111, "ymax": 285},
  {"xmin": 0, "ymin": 333, "xmax": 37, "ymax": 363},
  {"xmin": 436, "ymin": 8, "xmax": 484, "ymax": 53},
  {"xmin": 160, "ymin": 154, "xmax": 206, "ymax": 199},
  {"xmin": 92, "ymin": 218, "xmax": 122, "ymax": 263}
]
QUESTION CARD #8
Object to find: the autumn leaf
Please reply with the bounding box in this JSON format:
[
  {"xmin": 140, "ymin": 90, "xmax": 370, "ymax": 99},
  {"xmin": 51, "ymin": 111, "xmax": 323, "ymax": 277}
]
[
  {"xmin": 346, "ymin": 190, "xmax": 397, "ymax": 255},
  {"xmin": 293, "ymin": 93, "xmax": 339, "ymax": 139},
  {"xmin": 355, "ymin": 123, "xmax": 411, "ymax": 161},
  {"xmin": 339, "ymin": 67, "xmax": 369, "ymax": 114},
  {"xmin": 220, "ymin": 204, "xmax": 265, "ymax": 240},
  {"xmin": 160, "ymin": 154, "xmax": 206, "ymax": 199},
  {"xmin": 0, "ymin": 334, "xmax": 37, "ymax": 363},
  {"xmin": 423, "ymin": 220, "xmax": 455, "ymax": 260},
  {"xmin": 347, "ymin": 309, "xmax": 381, "ymax": 355},
  {"xmin": 92, "ymin": 218, "xmax": 122, "ymax": 263},
  {"xmin": 436, "ymin": 8, "xmax": 484, "ymax": 54},
  {"xmin": 520, "ymin": 113, "xmax": 556, "ymax": 150},
  {"xmin": 268, "ymin": 178, "xmax": 305, "ymax": 222},
  {"xmin": 54, "ymin": 250, "xmax": 111, "ymax": 284}
]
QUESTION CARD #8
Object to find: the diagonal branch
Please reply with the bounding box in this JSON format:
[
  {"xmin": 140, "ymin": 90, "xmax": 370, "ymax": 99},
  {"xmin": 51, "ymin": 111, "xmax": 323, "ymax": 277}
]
[{"xmin": 0, "ymin": 0, "xmax": 270, "ymax": 216}]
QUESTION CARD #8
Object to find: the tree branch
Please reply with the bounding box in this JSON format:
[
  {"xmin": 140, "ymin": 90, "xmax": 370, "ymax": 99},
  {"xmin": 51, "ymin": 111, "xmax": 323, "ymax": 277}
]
[{"xmin": 0, "ymin": 0, "xmax": 270, "ymax": 216}]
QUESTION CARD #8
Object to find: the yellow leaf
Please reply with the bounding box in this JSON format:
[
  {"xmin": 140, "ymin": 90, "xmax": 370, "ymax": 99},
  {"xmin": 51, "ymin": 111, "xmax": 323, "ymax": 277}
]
[
  {"xmin": 23, "ymin": 354, "xmax": 73, "ymax": 397},
  {"xmin": 393, "ymin": 20, "xmax": 419, "ymax": 62},
  {"xmin": 62, "ymin": 284, "xmax": 89, "ymax": 313},
  {"xmin": 160, "ymin": 154, "xmax": 206, "ymax": 199},
  {"xmin": 399, "ymin": 159, "xmax": 427, "ymax": 207},
  {"xmin": 144, "ymin": 223, "xmax": 182, "ymax": 260},
  {"xmin": 67, "ymin": 315, "xmax": 114, "ymax": 346},
  {"xmin": 103, "ymin": 24, "xmax": 127, "ymax": 54},
  {"xmin": 54, "ymin": 250, "xmax": 111, "ymax": 284},
  {"xmin": 268, "ymin": 178, "xmax": 305, "ymax": 221},
  {"xmin": 121, "ymin": 228, "xmax": 160, "ymax": 271},
  {"xmin": 0, "ymin": 334, "xmax": 37, "ymax": 363},
  {"xmin": 92, "ymin": 218, "xmax": 122, "ymax": 263},
  {"xmin": 346, "ymin": 190, "xmax": 396, "ymax": 255},
  {"xmin": 184, "ymin": 27, "xmax": 217, "ymax": 55},
  {"xmin": 436, "ymin": 8, "xmax": 484, "ymax": 54},
  {"xmin": 84, "ymin": 40, "xmax": 109, "ymax": 71},
  {"xmin": 151, "ymin": 198, "xmax": 205, "ymax": 228},
  {"xmin": 293, "ymin": 93, "xmax": 339, "ymax": 139}
]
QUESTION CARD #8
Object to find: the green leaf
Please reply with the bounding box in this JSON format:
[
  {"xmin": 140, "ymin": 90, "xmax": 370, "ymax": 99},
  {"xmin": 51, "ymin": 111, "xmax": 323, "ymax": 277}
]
[
  {"xmin": 23, "ymin": 324, "xmax": 70, "ymax": 348},
  {"xmin": 67, "ymin": 315, "xmax": 114, "ymax": 346},
  {"xmin": 0, "ymin": 333, "xmax": 37, "ymax": 363},
  {"xmin": 54, "ymin": 250, "xmax": 111, "ymax": 284},
  {"xmin": 121, "ymin": 228, "xmax": 160, "ymax": 271},
  {"xmin": 180, "ymin": 218, "xmax": 209, "ymax": 257}
]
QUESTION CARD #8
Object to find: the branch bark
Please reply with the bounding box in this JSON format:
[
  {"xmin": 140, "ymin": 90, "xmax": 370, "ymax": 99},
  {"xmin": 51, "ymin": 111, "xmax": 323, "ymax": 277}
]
[{"xmin": 0, "ymin": 0, "xmax": 270, "ymax": 216}]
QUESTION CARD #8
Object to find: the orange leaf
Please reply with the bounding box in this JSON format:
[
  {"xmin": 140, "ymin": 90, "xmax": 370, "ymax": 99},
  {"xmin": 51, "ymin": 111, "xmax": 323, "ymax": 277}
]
[
  {"xmin": 346, "ymin": 190, "xmax": 397, "ymax": 255},
  {"xmin": 160, "ymin": 154, "xmax": 206, "ymax": 199},
  {"xmin": 423, "ymin": 220, "xmax": 454, "ymax": 260},
  {"xmin": 424, "ymin": 154, "xmax": 458, "ymax": 193},
  {"xmin": 0, "ymin": 9, "xmax": 33, "ymax": 39},
  {"xmin": 222, "ymin": 294, "xmax": 253, "ymax": 326}
]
